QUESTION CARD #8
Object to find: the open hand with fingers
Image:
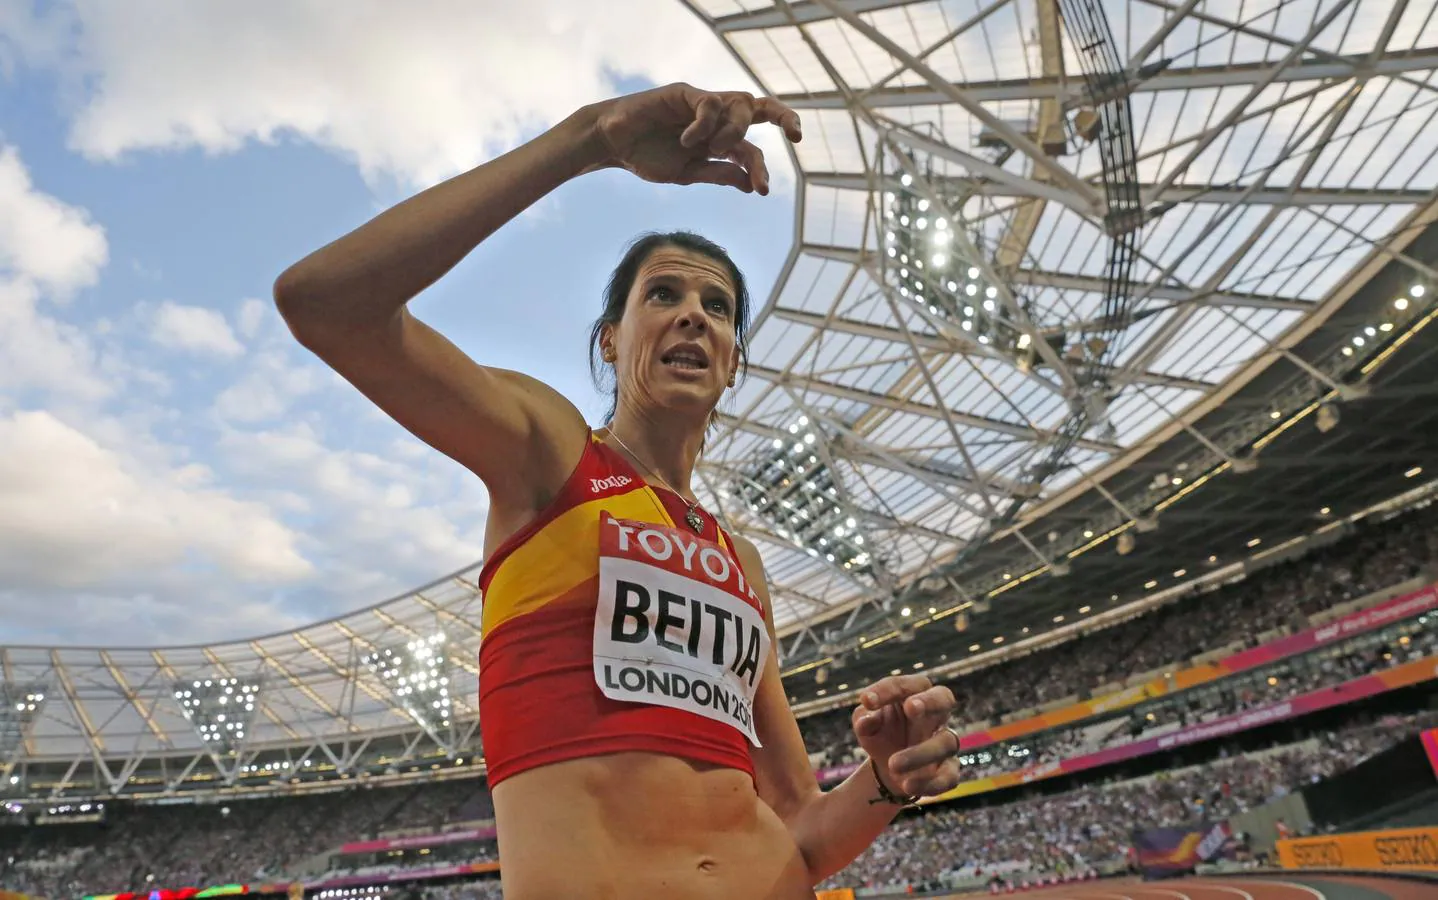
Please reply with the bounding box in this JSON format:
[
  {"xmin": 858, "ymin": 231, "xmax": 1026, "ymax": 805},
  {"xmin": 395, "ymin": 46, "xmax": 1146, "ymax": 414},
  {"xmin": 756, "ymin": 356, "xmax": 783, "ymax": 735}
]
[
  {"xmin": 851, "ymin": 674, "xmax": 963, "ymax": 801},
  {"xmin": 587, "ymin": 83, "xmax": 802, "ymax": 196}
]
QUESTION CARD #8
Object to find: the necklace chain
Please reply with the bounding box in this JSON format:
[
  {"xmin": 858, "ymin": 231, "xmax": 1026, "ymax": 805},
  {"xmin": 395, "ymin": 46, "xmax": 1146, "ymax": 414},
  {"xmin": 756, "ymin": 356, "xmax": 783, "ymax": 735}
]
[{"xmin": 603, "ymin": 428, "xmax": 706, "ymax": 532}]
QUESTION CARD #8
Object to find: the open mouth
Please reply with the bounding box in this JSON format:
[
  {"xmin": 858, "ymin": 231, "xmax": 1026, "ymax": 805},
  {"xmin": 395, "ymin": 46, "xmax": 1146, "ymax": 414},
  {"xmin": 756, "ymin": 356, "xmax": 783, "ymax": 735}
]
[{"xmin": 661, "ymin": 349, "xmax": 709, "ymax": 371}]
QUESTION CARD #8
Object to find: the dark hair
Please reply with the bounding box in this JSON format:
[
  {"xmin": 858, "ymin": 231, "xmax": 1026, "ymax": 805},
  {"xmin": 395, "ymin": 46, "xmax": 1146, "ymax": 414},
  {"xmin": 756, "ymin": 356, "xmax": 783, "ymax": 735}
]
[{"xmin": 588, "ymin": 231, "xmax": 752, "ymax": 425}]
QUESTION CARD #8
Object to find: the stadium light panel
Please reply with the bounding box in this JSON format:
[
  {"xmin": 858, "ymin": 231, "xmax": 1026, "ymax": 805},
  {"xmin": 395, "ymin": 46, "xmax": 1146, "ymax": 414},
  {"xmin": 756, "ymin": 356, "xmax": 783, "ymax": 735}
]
[
  {"xmin": 877, "ymin": 151, "xmax": 1025, "ymax": 356},
  {"xmin": 0, "ymin": 683, "xmax": 46, "ymax": 764},
  {"xmin": 362, "ymin": 634, "xmax": 454, "ymax": 738},
  {"xmin": 731, "ymin": 419, "xmax": 878, "ymax": 580},
  {"xmin": 173, "ymin": 677, "xmax": 260, "ymax": 754}
]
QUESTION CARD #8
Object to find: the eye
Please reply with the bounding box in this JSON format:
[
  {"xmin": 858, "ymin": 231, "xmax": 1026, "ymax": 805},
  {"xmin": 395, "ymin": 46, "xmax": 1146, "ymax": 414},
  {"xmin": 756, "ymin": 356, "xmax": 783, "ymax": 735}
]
[
  {"xmin": 647, "ymin": 285, "xmax": 676, "ymax": 301},
  {"xmin": 706, "ymin": 297, "xmax": 732, "ymax": 315}
]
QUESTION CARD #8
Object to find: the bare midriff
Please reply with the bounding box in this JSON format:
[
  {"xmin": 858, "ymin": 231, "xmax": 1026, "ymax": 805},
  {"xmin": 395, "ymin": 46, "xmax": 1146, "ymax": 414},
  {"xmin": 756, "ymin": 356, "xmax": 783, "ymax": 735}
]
[{"xmin": 492, "ymin": 751, "xmax": 815, "ymax": 900}]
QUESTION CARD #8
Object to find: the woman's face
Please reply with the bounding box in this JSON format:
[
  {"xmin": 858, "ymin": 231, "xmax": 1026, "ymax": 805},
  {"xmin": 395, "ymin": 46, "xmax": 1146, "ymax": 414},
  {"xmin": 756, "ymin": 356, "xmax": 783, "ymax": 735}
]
[{"xmin": 605, "ymin": 246, "xmax": 740, "ymax": 420}]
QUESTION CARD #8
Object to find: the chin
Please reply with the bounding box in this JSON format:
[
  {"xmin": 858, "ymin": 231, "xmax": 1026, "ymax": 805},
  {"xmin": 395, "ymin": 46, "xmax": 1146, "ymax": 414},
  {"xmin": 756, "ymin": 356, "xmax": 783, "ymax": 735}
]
[{"xmin": 655, "ymin": 384, "xmax": 722, "ymax": 417}]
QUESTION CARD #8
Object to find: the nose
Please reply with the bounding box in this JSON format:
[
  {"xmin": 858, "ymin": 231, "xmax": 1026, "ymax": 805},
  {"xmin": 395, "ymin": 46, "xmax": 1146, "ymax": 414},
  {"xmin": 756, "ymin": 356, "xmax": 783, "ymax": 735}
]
[{"xmin": 675, "ymin": 292, "xmax": 708, "ymax": 333}]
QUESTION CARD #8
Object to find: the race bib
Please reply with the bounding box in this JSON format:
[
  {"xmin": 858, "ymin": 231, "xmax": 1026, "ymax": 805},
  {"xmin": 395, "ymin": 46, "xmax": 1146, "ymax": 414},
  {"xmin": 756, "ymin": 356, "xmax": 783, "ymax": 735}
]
[{"xmin": 594, "ymin": 512, "xmax": 770, "ymax": 746}]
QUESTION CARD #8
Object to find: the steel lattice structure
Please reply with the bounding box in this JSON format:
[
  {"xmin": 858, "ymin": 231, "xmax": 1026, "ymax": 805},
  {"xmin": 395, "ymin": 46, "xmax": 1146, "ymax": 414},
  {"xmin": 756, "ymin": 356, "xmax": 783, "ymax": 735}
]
[
  {"xmin": 6, "ymin": 0, "xmax": 1438, "ymax": 799},
  {"xmin": 682, "ymin": 0, "xmax": 1438, "ymax": 653},
  {"xmin": 1, "ymin": 568, "xmax": 485, "ymax": 797}
]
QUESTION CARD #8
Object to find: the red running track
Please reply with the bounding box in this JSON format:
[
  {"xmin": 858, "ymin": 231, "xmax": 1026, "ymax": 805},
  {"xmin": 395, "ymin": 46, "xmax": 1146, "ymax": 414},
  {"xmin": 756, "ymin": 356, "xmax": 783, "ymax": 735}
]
[{"xmin": 942, "ymin": 874, "xmax": 1437, "ymax": 900}]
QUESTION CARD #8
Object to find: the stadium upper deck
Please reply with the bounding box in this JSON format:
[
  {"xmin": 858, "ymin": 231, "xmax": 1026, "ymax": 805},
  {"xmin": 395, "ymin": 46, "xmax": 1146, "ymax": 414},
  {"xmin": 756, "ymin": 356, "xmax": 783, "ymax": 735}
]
[{"xmin": 5, "ymin": 0, "xmax": 1438, "ymax": 804}]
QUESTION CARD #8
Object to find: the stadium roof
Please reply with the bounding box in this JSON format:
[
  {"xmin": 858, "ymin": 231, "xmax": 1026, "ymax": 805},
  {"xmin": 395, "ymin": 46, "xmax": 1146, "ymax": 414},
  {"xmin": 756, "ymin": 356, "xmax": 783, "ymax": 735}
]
[
  {"xmin": 2, "ymin": 572, "xmax": 483, "ymax": 783},
  {"xmin": 683, "ymin": 0, "xmax": 1438, "ymax": 641},
  {"xmin": 7, "ymin": 0, "xmax": 1438, "ymax": 781}
]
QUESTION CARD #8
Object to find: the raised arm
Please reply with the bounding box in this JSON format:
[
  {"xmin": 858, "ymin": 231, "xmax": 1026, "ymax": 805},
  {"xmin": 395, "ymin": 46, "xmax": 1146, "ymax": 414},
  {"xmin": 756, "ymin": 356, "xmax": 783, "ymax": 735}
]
[
  {"xmin": 272, "ymin": 106, "xmax": 609, "ymax": 510},
  {"xmin": 273, "ymin": 85, "xmax": 799, "ymax": 513}
]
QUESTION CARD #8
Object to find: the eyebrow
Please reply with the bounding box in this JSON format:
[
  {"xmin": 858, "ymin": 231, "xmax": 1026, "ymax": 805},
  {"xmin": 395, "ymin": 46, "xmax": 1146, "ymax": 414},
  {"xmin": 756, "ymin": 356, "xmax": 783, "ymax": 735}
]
[{"xmin": 645, "ymin": 272, "xmax": 735, "ymax": 302}]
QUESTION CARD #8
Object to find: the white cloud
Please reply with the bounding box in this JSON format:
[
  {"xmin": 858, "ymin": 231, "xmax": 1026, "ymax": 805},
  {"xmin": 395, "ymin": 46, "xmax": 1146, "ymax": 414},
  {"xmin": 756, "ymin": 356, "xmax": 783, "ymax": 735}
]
[
  {"xmin": 0, "ymin": 401, "xmax": 485, "ymax": 645},
  {"xmin": 213, "ymin": 346, "xmax": 326, "ymax": 423},
  {"xmin": 0, "ymin": 144, "xmax": 315, "ymax": 646},
  {"xmin": 0, "ymin": 0, "xmax": 70, "ymax": 78},
  {"xmin": 236, "ymin": 296, "xmax": 267, "ymax": 340},
  {"xmin": 0, "ymin": 278, "xmax": 112, "ymax": 403},
  {"xmin": 6, "ymin": 0, "xmax": 794, "ymax": 190},
  {"xmin": 0, "ymin": 144, "xmax": 120, "ymax": 403},
  {"xmin": 0, "ymin": 138, "xmax": 479, "ymax": 645},
  {"xmin": 150, "ymin": 300, "xmax": 245, "ymax": 358},
  {"xmin": 0, "ymin": 409, "xmax": 312, "ymax": 592},
  {"xmin": 0, "ymin": 143, "xmax": 108, "ymax": 293},
  {"xmin": 215, "ymin": 420, "xmax": 487, "ymax": 605}
]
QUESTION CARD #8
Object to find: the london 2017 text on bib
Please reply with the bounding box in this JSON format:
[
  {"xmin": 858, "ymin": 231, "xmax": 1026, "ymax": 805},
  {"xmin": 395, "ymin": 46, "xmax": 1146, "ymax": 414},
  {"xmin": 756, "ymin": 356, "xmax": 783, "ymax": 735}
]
[{"xmin": 594, "ymin": 512, "xmax": 770, "ymax": 746}]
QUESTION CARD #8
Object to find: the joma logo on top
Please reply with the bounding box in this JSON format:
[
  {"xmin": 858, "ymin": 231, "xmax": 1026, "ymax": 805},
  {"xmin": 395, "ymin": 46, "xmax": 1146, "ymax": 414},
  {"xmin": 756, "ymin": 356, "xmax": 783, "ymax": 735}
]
[{"xmin": 591, "ymin": 475, "xmax": 633, "ymax": 493}]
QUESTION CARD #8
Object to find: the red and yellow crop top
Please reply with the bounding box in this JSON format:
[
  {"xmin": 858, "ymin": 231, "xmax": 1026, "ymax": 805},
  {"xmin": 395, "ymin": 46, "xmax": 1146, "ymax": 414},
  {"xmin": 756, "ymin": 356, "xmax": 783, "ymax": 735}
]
[{"xmin": 477, "ymin": 432, "xmax": 770, "ymax": 788}]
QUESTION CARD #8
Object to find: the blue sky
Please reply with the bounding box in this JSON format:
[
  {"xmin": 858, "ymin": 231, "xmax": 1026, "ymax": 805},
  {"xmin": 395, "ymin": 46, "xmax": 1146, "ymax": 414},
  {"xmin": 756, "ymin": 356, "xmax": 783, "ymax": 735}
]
[{"xmin": 0, "ymin": 0, "xmax": 796, "ymax": 646}]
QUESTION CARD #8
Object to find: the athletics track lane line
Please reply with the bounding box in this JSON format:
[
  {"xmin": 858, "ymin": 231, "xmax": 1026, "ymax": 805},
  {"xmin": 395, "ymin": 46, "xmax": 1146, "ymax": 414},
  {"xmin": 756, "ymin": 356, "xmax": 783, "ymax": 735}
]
[
  {"xmin": 1131, "ymin": 884, "xmax": 1253, "ymax": 900},
  {"xmin": 1207, "ymin": 878, "xmax": 1326, "ymax": 900},
  {"xmin": 1074, "ymin": 884, "xmax": 1257, "ymax": 900},
  {"xmin": 940, "ymin": 877, "xmax": 1318, "ymax": 900}
]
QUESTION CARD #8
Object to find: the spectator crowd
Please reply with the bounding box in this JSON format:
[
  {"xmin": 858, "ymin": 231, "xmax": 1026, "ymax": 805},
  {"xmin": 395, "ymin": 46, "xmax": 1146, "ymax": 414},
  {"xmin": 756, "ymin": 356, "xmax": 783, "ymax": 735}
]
[
  {"xmin": 800, "ymin": 500, "xmax": 1438, "ymax": 772},
  {"xmin": 944, "ymin": 612, "xmax": 1438, "ymax": 782},
  {"xmin": 0, "ymin": 777, "xmax": 496, "ymax": 900},
  {"xmin": 820, "ymin": 710, "xmax": 1438, "ymax": 891},
  {"xmin": 8, "ymin": 704, "xmax": 1423, "ymax": 900},
  {"xmin": 416, "ymin": 881, "xmax": 504, "ymax": 900}
]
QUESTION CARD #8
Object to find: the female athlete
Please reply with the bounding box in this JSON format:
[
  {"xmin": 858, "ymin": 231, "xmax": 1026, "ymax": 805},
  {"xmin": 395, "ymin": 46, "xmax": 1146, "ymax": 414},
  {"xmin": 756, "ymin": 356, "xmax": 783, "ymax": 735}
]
[{"xmin": 275, "ymin": 83, "xmax": 963, "ymax": 900}]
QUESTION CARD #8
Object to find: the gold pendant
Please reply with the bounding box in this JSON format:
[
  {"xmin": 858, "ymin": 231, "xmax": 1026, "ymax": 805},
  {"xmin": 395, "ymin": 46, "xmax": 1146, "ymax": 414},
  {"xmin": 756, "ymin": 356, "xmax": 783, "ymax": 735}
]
[{"xmin": 685, "ymin": 507, "xmax": 704, "ymax": 533}]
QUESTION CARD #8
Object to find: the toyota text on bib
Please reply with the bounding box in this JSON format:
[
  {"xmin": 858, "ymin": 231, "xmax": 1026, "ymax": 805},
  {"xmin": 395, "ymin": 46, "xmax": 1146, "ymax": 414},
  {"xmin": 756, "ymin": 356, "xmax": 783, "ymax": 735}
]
[{"xmin": 594, "ymin": 513, "xmax": 770, "ymax": 746}]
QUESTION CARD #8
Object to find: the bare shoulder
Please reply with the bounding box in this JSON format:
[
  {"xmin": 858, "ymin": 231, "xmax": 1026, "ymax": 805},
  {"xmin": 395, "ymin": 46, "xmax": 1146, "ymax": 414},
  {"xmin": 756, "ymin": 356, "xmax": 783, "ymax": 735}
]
[
  {"xmin": 728, "ymin": 533, "xmax": 767, "ymax": 576},
  {"xmin": 727, "ymin": 533, "xmax": 776, "ymax": 621}
]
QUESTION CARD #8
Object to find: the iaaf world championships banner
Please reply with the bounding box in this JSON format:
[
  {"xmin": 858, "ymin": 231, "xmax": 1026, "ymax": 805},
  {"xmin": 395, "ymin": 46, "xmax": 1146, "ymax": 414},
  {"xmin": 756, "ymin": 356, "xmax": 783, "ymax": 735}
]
[
  {"xmin": 1133, "ymin": 821, "xmax": 1234, "ymax": 878},
  {"xmin": 339, "ymin": 825, "xmax": 497, "ymax": 854},
  {"xmin": 811, "ymin": 584, "xmax": 1438, "ymax": 790},
  {"xmin": 954, "ymin": 580, "xmax": 1438, "ymax": 752},
  {"xmin": 924, "ymin": 652, "xmax": 1438, "ymax": 804}
]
